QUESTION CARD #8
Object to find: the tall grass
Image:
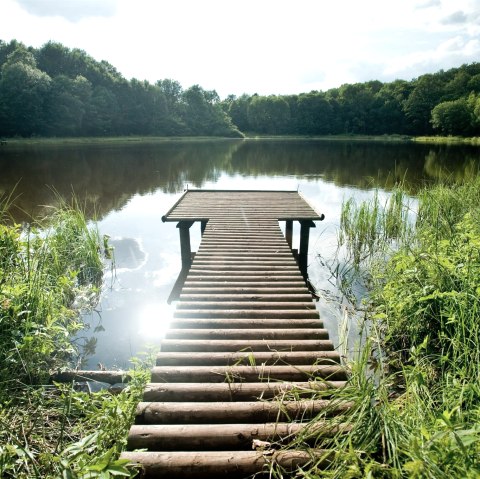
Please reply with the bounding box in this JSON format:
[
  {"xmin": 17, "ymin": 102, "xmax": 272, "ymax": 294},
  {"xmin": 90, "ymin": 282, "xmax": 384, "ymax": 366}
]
[
  {"xmin": 0, "ymin": 197, "xmax": 147, "ymax": 478},
  {"xmin": 0, "ymin": 202, "xmax": 104, "ymax": 384},
  {"xmin": 276, "ymin": 177, "xmax": 480, "ymax": 478}
]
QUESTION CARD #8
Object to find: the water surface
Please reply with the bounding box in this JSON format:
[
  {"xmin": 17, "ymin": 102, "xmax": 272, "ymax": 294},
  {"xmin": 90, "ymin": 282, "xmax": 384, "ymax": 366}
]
[{"xmin": 1, "ymin": 139, "xmax": 478, "ymax": 368}]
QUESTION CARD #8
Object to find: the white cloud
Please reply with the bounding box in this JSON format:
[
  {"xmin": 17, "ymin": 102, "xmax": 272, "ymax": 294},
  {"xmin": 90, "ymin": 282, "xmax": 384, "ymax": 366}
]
[{"xmin": 16, "ymin": 0, "xmax": 117, "ymax": 21}]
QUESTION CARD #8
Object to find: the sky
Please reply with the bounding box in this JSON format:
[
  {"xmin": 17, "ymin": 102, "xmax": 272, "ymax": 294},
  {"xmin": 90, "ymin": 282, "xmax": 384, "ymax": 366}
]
[{"xmin": 1, "ymin": 0, "xmax": 479, "ymax": 98}]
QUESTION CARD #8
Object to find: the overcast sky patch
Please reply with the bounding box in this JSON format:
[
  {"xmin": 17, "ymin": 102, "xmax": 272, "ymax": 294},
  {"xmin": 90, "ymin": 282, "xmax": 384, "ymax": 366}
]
[
  {"xmin": 15, "ymin": 0, "xmax": 117, "ymax": 22},
  {"xmin": 441, "ymin": 10, "xmax": 469, "ymax": 24}
]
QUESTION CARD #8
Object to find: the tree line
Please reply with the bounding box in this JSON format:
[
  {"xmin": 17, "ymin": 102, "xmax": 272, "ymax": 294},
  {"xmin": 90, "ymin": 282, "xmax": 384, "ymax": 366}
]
[
  {"xmin": 1, "ymin": 39, "xmax": 480, "ymax": 138},
  {"xmin": 223, "ymin": 66, "xmax": 480, "ymax": 137},
  {"xmin": 0, "ymin": 40, "xmax": 242, "ymax": 138}
]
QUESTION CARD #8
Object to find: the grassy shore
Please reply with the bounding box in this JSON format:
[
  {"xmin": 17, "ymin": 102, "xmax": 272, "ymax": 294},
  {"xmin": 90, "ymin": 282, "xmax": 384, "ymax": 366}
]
[
  {"xmin": 2, "ymin": 134, "xmax": 480, "ymax": 146},
  {"xmin": 277, "ymin": 177, "xmax": 480, "ymax": 478},
  {"xmin": 0, "ymin": 199, "xmax": 148, "ymax": 478}
]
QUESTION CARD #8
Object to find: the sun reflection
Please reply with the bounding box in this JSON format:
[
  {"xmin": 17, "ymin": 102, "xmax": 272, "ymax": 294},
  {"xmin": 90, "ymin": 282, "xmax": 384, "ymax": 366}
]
[{"xmin": 136, "ymin": 302, "xmax": 175, "ymax": 339}]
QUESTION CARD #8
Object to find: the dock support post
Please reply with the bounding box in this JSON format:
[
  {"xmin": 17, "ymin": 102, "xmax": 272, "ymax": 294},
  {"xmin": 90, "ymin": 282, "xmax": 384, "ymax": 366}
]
[
  {"xmin": 299, "ymin": 220, "xmax": 315, "ymax": 277},
  {"xmin": 177, "ymin": 221, "xmax": 194, "ymax": 270},
  {"xmin": 285, "ymin": 220, "xmax": 293, "ymax": 248}
]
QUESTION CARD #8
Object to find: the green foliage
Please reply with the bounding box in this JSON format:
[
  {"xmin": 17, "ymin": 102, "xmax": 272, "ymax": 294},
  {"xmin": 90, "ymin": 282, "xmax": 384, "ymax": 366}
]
[
  {"xmin": 339, "ymin": 189, "xmax": 411, "ymax": 267},
  {"xmin": 1, "ymin": 38, "xmax": 480, "ymax": 138},
  {"xmin": 283, "ymin": 178, "xmax": 480, "ymax": 478},
  {"xmin": 0, "ymin": 196, "xmax": 150, "ymax": 478},
  {"xmin": 431, "ymin": 99, "xmax": 474, "ymax": 135},
  {"xmin": 0, "ymin": 364, "xmax": 150, "ymax": 478},
  {"xmin": 0, "ymin": 202, "xmax": 103, "ymax": 384}
]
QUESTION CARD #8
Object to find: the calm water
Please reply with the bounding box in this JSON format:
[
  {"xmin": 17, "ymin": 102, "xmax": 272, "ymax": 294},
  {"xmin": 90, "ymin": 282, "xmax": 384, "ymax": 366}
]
[{"xmin": 1, "ymin": 139, "xmax": 478, "ymax": 368}]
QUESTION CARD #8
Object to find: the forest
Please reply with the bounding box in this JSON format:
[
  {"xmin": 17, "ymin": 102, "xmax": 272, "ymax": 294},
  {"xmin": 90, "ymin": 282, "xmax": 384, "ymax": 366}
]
[{"xmin": 1, "ymin": 39, "xmax": 480, "ymax": 138}]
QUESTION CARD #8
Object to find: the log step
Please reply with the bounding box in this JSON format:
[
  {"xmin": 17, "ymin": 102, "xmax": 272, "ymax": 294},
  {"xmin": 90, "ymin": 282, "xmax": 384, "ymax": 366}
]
[
  {"xmin": 127, "ymin": 421, "xmax": 344, "ymax": 450},
  {"xmin": 120, "ymin": 449, "xmax": 331, "ymax": 479},
  {"xmin": 176, "ymin": 301, "xmax": 315, "ymax": 310},
  {"xmin": 135, "ymin": 400, "xmax": 351, "ymax": 424},
  {"xmin": 159, "ymin": 339, "xmax": 335, "ymax": 352},
  {"xmin": 181, "ymin": 286, "xmax": 311, "ymax": 294},
  {"xmin": 143, "ymin": 381, "xmax": 347, "ymax": 402},
  {"xmin": 167, "ymin": 318, "xmax": 323, "ymax": 329},
  {"xmin": 165, "ymin": 328, "xmax": 329, "ymax": 341},
  {"xmin": 150, "ymin": 365, "xmax": 347, "ymax": 383},
  {"xmin": 156, "ymin": 350, "xmax": 340, "ymax": 366},
  {"xmin": 173, "ymin": 309, "xmax": 319, "ymax": 319},
  {"xmin": 178, "ymin": 294, "xmax": 313, "ymax": 302}
]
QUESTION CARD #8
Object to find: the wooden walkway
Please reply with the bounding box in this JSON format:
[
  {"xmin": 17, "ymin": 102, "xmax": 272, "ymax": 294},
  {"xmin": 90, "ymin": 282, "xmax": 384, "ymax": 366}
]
[{"xmin": 121, "ymin": 190, "xmax": 347, "ymax": 478}]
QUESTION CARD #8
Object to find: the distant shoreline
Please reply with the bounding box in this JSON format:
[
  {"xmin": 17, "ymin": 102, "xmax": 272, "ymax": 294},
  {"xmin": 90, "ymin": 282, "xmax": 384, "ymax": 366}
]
[{"xmin": 1, "ymin": 134, "xmax": 479, "ymax": 147}]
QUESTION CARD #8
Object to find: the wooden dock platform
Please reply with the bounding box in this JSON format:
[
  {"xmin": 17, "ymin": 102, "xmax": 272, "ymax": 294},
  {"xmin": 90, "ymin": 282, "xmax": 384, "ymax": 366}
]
[{"xmin": 121, "ymin": 190, "xmax": 346, "ymax": 478}]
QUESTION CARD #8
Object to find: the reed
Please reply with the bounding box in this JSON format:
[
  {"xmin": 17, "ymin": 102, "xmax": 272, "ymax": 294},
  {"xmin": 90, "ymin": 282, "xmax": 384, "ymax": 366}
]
[
  {"xmin": 0, "ymin": 197, "xmax": 148, "ymax": 478},
  {"xmin": 275, "ymin": 177, "xmax": 480, "ymax": 478}
]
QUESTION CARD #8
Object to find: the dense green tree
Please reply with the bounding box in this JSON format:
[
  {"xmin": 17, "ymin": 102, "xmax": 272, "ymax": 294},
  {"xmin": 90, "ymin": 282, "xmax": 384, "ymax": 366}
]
[
  {"xmin": 182, "ymin": 85, "xmax": 241, "ymax": 136},
  {"xmin": 44, "ymin": 75, "xmax": 91, "ymax": 135},
  {"xmin": 431, "ymin": 98, "xmax": 473, "ymax": 136},
  {"xmin": 0, "ymin": 47, "xmax": 51, "ymax": 136},
  {"xmin": 403, "ymin": 74, "xmax": 445, "ymax": 134},
  {"xmin": 82, "ymin": 86, "xmax": 119, "ymax": 136},
  {"xmin": 247, "ymin": 95, "xmax": 291, "ymax": 134},
  {"xmin": 296, "ymin": 92, "xmax": 333, "ymax": 134},
  {"xmin": 226, "ymin": 94, "xmax": 252, "ymax": 132}
]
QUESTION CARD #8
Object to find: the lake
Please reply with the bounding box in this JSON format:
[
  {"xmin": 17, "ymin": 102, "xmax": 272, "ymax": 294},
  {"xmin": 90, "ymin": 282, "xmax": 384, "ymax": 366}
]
[{"xmin": 0, "ymin": 138, "xmax": 478, "ymax": 369}]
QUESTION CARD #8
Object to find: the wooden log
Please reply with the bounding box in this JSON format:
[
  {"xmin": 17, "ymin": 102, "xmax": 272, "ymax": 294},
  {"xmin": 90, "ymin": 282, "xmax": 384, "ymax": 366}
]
[
  {"xmin": 176, "ymin": 301, "xmax": 315, "ymax": 310},
  {"xmin": 127, "ymin": 421, "xmax": 344, "ymax": 450},
  {"xmin": 164, "ymin": 328, "xmax": 329, "ymax": 341},
  {"xmin": 120, "ymin": 449, "xmax": 332, "ymax": 479},
  {"xmin": 135, "ymin": 399, "xmax": 351, "ymax": 424},
  {"xmin": 167, "ymin": 318, "xmax": 323, "ymax": 330},
  {"xmin": 143, "ymin": 381, "xmax": 347, "ymax": 402},
  {"xmin": 183, "ymin": 281, "xmax": 307, "ymax": 288},
  {"xmin": 181, "ymin": 286, "xmax": 311, "ymax": 294},
  {"xmin": 183, "ymin": 275, "xmax": 306, "ymax": 282},
  {"xmin": 173, "ymin": 309, "xmax": 319, "ymax": 319},
  {"xmin": 52, "ymin": 370, "xmax": 129, "ymax": 384},
  {"xmin": 159, "ymin": 339, "xmax": 335, "ymax": 352},
  {"xmin": 178, "ymin": 294, "xmax": 314, "ymax": 302},
  {"xmin": 150, "ymin": 365, "xmax": 347, "ymax": 383},
  {"xmin": 155, "ymin": 350, "xmax": 340, "ymax": 366}
]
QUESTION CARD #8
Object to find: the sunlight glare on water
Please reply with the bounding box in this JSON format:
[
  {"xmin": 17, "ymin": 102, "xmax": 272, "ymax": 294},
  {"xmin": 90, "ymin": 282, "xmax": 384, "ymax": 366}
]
[{"xmin": 136, "ymin": 302, "xmax": 175, "ymax": 339}]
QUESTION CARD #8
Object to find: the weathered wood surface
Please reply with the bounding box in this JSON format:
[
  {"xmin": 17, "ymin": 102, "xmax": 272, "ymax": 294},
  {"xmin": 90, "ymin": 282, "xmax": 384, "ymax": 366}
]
[{"xmin": 121, "ymin": 190, "xmax": 344, "ymax": 478}]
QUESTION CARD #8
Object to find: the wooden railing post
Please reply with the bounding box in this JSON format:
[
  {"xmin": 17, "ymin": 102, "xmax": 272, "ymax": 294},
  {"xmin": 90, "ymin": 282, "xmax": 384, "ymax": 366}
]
[
  {"xmin": 285, "ymin": 220, "xmax": 293, "ymax": 248},
  {"xmin": 177, "ymin": 221, "xmax": 194, "ymax": 270},
  {"xmin": 299, "ymin": 220, "xmax": 315, "ymax": 277}
]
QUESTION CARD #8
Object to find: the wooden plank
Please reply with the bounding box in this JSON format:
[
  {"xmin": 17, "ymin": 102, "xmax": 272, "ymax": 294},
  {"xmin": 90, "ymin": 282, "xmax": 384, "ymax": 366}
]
[
  {"xmin": 120, "ymin": 449, "xmax": 332, "ymax": 478},
  {"xmin": 150, "ymin": 365, "xmax": 347, "ymax": 383},
  {"xmin": 159, "ymin": 339, "xmax": 334, "ymax": 352},
  {"xmin": 167, "ymin": 318, "xmax": 324, "ymax": 329},
  {"xmin": 155, "ymin": 351, "xmax": 340, "ymax": 366},
  {"xmin": 172, "ymin": 309, "xmax": 319, "ymax": 319},
  {"xmin": 164, "ymin": 328, "xmax": 329, "ymax": 340},
  {"xmin": 143, "ymin": 381, "xmax": 346, "ymax": 402},
  {"xmin": 136, "ymin": 400, "xmax": 351, "ymax": 424},
  {"xmin": 127, "ymin": 422, "xmax": 344, "ymax": 450}
]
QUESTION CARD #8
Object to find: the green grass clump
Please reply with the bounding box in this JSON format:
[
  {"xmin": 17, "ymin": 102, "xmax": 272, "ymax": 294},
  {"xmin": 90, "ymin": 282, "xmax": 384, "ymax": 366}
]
[
  {"xmin": 0, "ymin": 196, "xmax": 147, "ymax": 478},
  {"xmin": 277, "ymin": 177, "xmax": 480, "ymax": 478},
  {"xmin": 0, "ymin": 204, "xmax": 103, "ymax": 384}
]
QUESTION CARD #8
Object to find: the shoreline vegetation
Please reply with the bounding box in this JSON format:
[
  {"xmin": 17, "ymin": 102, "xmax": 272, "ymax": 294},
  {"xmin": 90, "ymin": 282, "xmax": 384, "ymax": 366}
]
[
  {"xmin": 274, "ymin": 177, "xmax": 480, "ymax": 478},
  {"xmin": 1, "ymin": 134, "xmax": 480, "ymax": 147},
  {"xmin": 0, "ymin": 199, "xmax": 147, "ymax": 478}
]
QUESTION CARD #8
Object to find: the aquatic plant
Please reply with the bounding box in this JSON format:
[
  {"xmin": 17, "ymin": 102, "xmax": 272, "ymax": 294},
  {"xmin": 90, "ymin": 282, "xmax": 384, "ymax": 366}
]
[{"xmin": 276, "ymin": 177, "xmax": 480, "ymax": 478}]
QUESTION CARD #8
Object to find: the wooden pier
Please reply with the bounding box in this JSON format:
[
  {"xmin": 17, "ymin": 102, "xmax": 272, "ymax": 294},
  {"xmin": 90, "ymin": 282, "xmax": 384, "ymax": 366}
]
[{"xmin": 121, "ymin": 190, "xmax": 347, "ymax": 478}]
